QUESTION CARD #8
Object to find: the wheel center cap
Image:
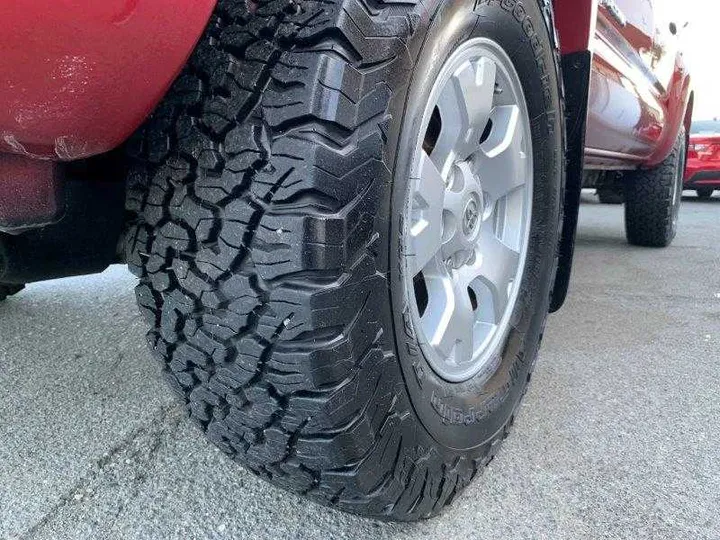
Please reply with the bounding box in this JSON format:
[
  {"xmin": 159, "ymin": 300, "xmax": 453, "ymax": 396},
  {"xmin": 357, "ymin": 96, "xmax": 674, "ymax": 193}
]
[{"xmin": 462, "ymin": 194, "xmax": 481, "ymax": 236}]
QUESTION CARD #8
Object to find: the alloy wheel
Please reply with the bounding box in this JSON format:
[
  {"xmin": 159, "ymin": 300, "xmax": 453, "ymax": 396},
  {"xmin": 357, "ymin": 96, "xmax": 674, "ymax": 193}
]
[{"xmin": 404, "ymin": 38, "xmax": 533, "ymax": 383}]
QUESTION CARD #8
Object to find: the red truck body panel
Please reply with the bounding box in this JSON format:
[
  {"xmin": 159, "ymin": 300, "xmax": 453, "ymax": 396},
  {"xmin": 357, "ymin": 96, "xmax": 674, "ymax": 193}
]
[
  {"xmin": 554, "ymin": 0, "xmax": 598, "ymax": 55},
  {"xmin": 583, "ymin": 0, "xmax": 691, "ymax": 170},
  {"xmin": 0, "ymin": 0, "xmax": 216, "ymax": 161}
]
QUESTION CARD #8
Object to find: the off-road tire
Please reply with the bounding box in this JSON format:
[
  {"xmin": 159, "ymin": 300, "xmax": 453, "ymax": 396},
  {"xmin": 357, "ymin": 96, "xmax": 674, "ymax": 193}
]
[
  {"xmin": 0, "ymin": 284, "xmax": 24, "ymax": 302},
  {"xmin": 696, "ymin": 188, "xmax": 714, "ymax": 200},
  {"xmin": 624, "ymin": 131, "xmax": 686, "ymax": 247},
  {"xmin": 125, "ymin": 0, "xmax": 564, "ymax": 521}
]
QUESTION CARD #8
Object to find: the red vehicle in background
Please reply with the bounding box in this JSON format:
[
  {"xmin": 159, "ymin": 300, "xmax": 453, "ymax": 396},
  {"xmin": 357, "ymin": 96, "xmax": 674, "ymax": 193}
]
[
  {"xmin": 0, "ymin": 0, "xmax": 692, "ymax": 521},
  {"xmin": 685, "ymin": 120, "xmax": 720, "ymax": 199}
]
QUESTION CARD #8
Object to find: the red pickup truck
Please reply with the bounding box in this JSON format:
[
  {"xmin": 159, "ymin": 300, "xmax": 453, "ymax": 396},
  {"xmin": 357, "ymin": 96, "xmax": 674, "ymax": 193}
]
[{"xmin": 0, "ymin": 0, "xmax": 691, "ymax": 521}]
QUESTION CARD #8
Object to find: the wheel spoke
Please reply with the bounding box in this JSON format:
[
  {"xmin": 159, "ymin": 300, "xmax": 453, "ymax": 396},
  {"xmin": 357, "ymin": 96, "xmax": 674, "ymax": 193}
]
[
  {"xmin": 460, "ymin": 234, "xmax": 520, "ymax": 323},
  {"xmin": 431, "ymin": 58, "xmax": 497, "ymax": 178},
  {"xmin": 480, "ymin": 235, "xmax": 519, "ymax": 321},
  {"xmin": 478, "ymin": 105, "xmax": 528, "ymax": 204},
  {"xmin": 422, "ymin": 272, "xmax": 476, "ymax": 365},
  {"xmin": 409, "ymin": 151, "xmax": 445, "ymax": 275}
]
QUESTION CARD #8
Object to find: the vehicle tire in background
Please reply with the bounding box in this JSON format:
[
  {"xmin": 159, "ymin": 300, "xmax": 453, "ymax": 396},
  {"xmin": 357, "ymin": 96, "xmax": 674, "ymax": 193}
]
[
  {"xmin": 696, "ymin": 188, "xmax": 714, "ymax": 200},
  {"xmin": 124, "ymin": 0, "xmax": 564, "ymax": 520},
  {"xmin": 624, "ymin": 130, "xmax": 686, "ymax": 247},
  {"xmin": 0, "ymin": 284, "xmax": 24, "ymax": 302}
]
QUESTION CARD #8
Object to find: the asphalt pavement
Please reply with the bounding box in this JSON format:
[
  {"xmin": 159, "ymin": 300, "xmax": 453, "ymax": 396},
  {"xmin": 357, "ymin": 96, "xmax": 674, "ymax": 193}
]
[{"xmin": 2, "ymin": 191, "xmax": 719, "ymax": 540}]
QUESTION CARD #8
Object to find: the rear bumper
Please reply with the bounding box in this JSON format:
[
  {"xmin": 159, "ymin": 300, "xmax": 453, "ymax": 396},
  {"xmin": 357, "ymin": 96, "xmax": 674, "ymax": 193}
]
[
  {"xmin": 0, "ymin": 0, "xmax": 215, "ymax": 161},
  {"xmin": 684, "ymin": 168, "xmax": 720, "ymax": 189}
]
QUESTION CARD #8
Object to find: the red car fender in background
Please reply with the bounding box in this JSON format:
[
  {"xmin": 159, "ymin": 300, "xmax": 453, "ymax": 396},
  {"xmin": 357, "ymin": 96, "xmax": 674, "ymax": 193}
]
[
  {"xmin": 0, "ymin": 0, "xmax": 216, "ymax": 161},
  {"xmin": 685, "ymin": 132, "xmax": 720, "ymax": 189}
]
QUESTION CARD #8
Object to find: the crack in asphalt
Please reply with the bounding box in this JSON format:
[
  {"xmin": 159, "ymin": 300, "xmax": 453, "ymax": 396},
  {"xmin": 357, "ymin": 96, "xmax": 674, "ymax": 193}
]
[{"xmin": 17, "ymin": 404, "xmax": 185, "ymax": 540}]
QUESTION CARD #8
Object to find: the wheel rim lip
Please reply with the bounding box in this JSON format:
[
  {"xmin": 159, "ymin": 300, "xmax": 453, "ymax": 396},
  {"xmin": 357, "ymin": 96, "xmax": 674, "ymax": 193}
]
[{"xmin": 403, "ymin": 38, "xmax": 534, "ymax": 383}]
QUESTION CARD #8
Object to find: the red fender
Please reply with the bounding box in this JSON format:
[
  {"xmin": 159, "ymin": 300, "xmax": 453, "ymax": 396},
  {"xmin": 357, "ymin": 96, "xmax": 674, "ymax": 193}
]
[
  {"xmin": 0, "ymin": 0, "xmax": 216, "ymax": 161},
  {"xmin": 554, "ymin": 0, "xmax": 598, "ymax": 55}
]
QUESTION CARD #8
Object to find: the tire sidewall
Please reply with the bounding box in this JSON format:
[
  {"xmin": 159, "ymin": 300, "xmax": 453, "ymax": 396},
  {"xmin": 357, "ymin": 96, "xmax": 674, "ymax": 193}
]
[
  {"xmin": 388, "ymin": 0, "xmax": 563, "ymax": 450},
  {"xmin": 671, "ymin": 133, "xmax": 686, "ymax": 237}
]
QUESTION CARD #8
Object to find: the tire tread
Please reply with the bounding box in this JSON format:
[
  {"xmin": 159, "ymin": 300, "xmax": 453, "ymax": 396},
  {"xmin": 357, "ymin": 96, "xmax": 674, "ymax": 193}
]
[{"xmin": 624, "ymin": 132, "xmax": 685, "ymax": 247}]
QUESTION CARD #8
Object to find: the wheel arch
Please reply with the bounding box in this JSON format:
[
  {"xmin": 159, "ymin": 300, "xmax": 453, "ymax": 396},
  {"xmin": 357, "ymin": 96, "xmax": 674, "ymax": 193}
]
[{"xmin": 0, "ymin": 0, "xmax": 216, "ymax": 161}]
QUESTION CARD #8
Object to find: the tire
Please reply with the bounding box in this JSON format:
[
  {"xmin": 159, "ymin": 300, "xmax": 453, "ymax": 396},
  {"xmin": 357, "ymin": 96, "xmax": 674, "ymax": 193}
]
[
  {"xmin": 624, "ymin": 130, "xmax": 686, "ymax": 247},
  {"xmin": 696, "ymin": 188, "xmax": 714, "ymax": 200},
  {"xmin": 597, "ymin": 186, "xmax": 624, "ymax": 204},
  {"xmin": 125, "ymin": 0, "xmax": 564, "ymax": 521},
  {"xmin": 0, "ymin": 284, "xmax": 24, "ymax": 302}
]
